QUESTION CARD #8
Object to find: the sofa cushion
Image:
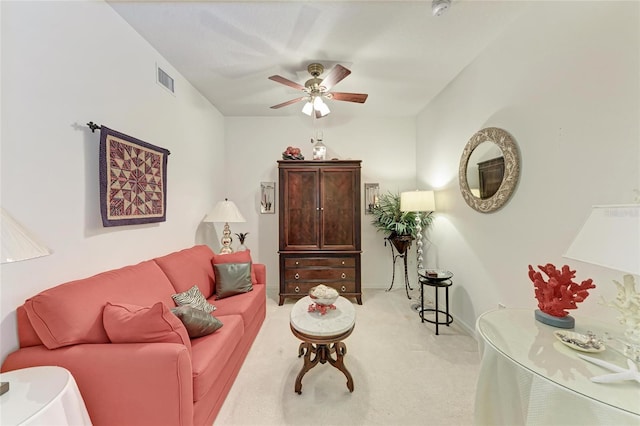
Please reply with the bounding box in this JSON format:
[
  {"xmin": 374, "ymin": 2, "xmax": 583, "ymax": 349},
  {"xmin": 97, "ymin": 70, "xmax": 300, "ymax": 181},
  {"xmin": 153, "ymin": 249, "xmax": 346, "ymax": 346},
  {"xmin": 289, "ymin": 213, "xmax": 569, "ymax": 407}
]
[
  {"xmin": 24, "ymin": 260, "xmax": 177, "ymax": 349},
  {"xmin": 190, "ymin": 314, "xmax": 244, "ymax": 402},
  {"xmin": 209, "ymin": 283, "xmax": 265, "ymax": 330},
  {"xmin": 154, "ymin": 245, "xmax": 216, "ymax": 298},
  {"xmin": 103, "ymin": 302, "xmax": 191, "ymax": 352},
  {"xmin": 171, "ymin": 305, "xmax": 223, "ymax": 338},
  {"xmin": 213, "ymin": 262, "xmax": 253, "ymax": 300},
  {"xmin": 172, "ymin": 285, "xmax": 216, "ymax": 313},
  {"xmin": 211, "ymin": 250, "xmax": 257, "ymax": 285}
]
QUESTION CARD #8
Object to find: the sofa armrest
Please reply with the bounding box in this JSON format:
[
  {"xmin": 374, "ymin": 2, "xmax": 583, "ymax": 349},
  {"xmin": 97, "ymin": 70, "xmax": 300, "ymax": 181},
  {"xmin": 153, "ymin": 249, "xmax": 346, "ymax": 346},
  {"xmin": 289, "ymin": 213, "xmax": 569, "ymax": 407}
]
[
  {"xmin": 254, "ymin": 263, "xmax": 266, "ymax": 285},
  {"xmin": 2, "ymin": 343, "xmax": 193, "ymax": 426}
]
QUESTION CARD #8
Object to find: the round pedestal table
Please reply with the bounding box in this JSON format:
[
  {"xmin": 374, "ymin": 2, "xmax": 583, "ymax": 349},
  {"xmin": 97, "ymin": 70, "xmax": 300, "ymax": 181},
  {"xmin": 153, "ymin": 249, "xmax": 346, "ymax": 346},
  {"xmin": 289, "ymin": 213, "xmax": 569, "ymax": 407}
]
[{"xmin": 0, "ymin": 366, "xmax": 91, "ymax": 426}]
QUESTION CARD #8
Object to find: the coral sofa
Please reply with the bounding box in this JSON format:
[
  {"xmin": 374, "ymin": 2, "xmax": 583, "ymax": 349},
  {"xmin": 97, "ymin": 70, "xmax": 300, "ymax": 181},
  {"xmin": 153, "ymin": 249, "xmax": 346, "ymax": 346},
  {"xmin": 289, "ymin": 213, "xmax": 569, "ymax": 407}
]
[{"xmin": 1, "ymin": 245, "xmax": 266, "ymax": 426}]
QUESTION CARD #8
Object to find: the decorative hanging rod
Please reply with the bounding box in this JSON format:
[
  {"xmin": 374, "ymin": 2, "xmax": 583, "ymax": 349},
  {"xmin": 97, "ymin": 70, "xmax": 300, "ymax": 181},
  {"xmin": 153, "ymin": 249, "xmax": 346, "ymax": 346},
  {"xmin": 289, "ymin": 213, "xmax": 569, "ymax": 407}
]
[
  {"xmin": 86, "ymin": 122, "xmax": 171, "ymax": 156},
  {"xmin": 87, "ymin": 121, "xmax": 101, "ymax": 133}
]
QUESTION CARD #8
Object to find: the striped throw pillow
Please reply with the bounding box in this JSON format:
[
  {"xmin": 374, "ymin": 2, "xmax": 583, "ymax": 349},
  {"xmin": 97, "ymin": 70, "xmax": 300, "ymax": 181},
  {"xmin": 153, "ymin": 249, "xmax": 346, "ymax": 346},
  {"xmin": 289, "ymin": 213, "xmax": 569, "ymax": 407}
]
[{"xmin": 172, "ymin": 284, "xmax": 216, "ymax": 313}]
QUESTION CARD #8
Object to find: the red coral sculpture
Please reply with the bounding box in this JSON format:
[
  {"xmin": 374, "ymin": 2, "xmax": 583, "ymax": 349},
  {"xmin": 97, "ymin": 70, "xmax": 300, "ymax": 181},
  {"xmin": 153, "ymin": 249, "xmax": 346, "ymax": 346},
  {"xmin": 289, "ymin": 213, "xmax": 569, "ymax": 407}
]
[{"xmin": 528, "ymin": 263, "xmax": 596, "ymax": 317}]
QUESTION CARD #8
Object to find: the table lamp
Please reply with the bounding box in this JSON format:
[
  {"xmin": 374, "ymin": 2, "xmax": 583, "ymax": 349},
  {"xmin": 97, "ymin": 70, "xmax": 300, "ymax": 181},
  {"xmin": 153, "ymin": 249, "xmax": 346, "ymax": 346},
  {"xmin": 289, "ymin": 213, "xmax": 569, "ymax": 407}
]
[
  {"xmin": 1, "ymin": 208, "xmax": 51, "ymax": 263},
  {"xmin": 1, "ymin": 207, "xmax": 52, "ymax": 395},
  {"xmin": 204, "ymin": 199, "xmax": 246, "ymax": 254},
  {"xmin": 204, "ymin": 198, "xmax": 246, "ymax": 253},
  {"xmin": 400, "ymin": 190, "xmax": 436, "ymax": 270},
  {"xmin": 563, "ymin": 204, "xmax": 640, "ymax": 359}
]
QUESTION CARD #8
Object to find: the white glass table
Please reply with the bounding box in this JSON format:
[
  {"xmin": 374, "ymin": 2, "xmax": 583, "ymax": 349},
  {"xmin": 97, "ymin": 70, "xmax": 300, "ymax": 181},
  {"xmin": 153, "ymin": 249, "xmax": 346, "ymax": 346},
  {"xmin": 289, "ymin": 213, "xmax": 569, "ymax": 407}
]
[
  {"xmin": 0, "ymin": 366, "xmax": 92, "ymax": 425},
  {"xmin": 290, "ymin": 295, "xmax": 356, "ymax": 394},
  {"xmin": 475, "ymin": 308, "xmax": 640, "ymax": 425}
]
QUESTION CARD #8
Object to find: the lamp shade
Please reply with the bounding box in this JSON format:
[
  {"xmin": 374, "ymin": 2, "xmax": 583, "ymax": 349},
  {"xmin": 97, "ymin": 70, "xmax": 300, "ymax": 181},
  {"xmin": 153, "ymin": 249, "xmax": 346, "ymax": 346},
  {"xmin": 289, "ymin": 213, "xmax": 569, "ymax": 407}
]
[
  {"xmin": 400, "ymin": 190, "xmax": 436, "ymax": 212},
  {"xmin": 563, "ymin": 204, "xmax": 640, "ymax": 275},
  {"xmin": 203, "ymin": 199, "xmax": 246, "ymax": 223},
  {"xmin": 1, "ymin": 208, "xmax": 51, "ymax": 263}
]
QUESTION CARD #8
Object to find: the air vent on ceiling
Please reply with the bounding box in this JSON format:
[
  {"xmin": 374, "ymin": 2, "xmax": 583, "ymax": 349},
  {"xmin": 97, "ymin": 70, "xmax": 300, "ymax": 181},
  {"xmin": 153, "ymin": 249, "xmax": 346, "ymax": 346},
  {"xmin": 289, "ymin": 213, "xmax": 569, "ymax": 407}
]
[{"xmin": 157, "ymin": 65, "xmax": 175, "ymax": 94}]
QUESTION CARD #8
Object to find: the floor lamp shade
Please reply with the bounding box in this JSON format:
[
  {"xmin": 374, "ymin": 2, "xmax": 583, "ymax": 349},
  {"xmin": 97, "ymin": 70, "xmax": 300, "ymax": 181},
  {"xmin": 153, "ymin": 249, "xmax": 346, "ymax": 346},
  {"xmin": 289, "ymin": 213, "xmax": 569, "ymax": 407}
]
[
  {"xmin": 400, "ymin": 191, "xmax": 436, "ymax": 213},
  {"xmin": 563, "ymin": 204, "xmax": 639, "ymax": 276},
  {"xmin": 1, "ymin": 208, "xmax": 51, "ymax": 263}
]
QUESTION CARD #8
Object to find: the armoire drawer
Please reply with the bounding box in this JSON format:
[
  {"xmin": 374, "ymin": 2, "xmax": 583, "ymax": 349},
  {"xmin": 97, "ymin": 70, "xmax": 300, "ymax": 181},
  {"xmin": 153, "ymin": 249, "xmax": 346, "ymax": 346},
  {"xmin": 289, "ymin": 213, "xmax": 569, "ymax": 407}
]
[
  {"xmin": 284, "ymin": 268, "xmax": 356, "ymax": 281},
  {"xmin": 284, "ymin": 281, "xmax": 356, "ymax": 296},
  {"xmin": 285, "ymin": 257, "xmax": 356, "ymax": 268}
]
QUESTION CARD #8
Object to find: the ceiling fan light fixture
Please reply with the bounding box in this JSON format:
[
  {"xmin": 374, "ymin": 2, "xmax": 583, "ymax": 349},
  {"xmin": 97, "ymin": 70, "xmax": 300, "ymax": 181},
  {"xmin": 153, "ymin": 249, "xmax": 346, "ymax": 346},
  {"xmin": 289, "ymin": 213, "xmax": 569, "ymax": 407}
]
[
  {"xmin": 318, "ymin": 102, "xmax": 330, "ymax": 117},
  {"xmin": 302, "ymin": 101, "xmax": 313, "ymax": 116},
  {"xmin": 432, "ymin": 0, "xmax": 451, "ymax": 16}
]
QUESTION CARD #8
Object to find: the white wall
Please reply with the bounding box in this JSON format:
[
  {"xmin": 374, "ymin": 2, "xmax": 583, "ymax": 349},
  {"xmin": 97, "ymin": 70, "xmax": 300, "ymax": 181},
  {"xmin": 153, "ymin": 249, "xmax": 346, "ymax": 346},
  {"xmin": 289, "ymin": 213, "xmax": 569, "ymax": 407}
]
[
  {"xmin": 224, "ymin": 116, "xmax": 418, "ymax": 298},
  {"xmin": 416, "ymin": 1, "xmax": 640, "ymax": 334},
  {"xmin": 0, "ymin": 1, "xmax": 226, "ymax": 361}
]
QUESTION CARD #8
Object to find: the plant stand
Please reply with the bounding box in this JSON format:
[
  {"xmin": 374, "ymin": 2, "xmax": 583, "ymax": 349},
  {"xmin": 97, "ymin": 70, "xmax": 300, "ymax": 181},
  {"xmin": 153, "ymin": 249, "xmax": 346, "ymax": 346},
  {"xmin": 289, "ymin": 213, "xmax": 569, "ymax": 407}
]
[{"xmin": 385, "ymin": 236, "xmax": 413, "ymax": 299}]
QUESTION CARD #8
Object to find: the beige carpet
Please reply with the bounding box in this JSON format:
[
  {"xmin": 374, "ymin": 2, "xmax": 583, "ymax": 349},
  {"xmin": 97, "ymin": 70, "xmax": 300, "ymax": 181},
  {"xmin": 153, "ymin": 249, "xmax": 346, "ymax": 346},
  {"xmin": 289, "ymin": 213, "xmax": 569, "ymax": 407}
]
[{"xmin": 215, "ymin": 287, "xmax": 481, "ymax": 426}]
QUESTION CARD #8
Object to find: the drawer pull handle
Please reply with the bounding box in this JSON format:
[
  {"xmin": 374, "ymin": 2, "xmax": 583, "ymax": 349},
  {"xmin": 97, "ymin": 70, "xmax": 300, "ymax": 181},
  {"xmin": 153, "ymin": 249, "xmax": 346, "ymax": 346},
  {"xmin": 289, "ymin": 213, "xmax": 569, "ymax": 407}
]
[
  {"xmin": 295, "ymin": 261, "xmax": 299, "ymax": 265},
  {"xmin": 341, "ymin": 286, "xmax": 347, "ymax": 292},
  {"xmin": 294, "ymin": 273, "xmax": 300, "ymax": 280},
  {"xmin": 341, "ymin": 261, "xmax": 345, "ymax": 265},
  {"xmin": 341, "ymin": 273, "xmax": 346, "ymax": 279},
  {"xmin": 294, "ymin": 286, "xmax": 300, "ymax": 293}
]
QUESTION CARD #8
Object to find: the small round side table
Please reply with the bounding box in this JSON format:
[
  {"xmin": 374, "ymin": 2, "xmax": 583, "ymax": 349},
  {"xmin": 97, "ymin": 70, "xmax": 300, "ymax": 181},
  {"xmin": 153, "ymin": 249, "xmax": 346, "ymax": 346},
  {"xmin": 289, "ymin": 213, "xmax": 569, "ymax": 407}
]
[{"xmin": 418, "ymin": 269, "xmax": 454, "ymax": 335}]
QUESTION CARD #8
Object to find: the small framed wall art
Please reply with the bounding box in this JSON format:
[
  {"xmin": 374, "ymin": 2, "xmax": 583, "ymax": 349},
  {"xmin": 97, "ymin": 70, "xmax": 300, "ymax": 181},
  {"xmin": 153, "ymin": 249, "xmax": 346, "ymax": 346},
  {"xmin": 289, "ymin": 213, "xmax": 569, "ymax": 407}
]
[
  {"xmin": 261, "ymin": 182, "xmax": 275, "ymax": 214},
  {"xmin": 364, "ymin": 183, "xmax": 380, "ymax": 215}
]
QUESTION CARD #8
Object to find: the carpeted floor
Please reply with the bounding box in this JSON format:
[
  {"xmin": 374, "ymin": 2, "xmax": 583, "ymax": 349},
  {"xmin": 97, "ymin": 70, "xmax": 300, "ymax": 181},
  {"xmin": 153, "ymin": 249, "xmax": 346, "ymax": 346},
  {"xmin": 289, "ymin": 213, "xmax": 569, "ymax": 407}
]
[{"xmin": 215, "ymin": 287, "xmax": 481, "ymax": 426}]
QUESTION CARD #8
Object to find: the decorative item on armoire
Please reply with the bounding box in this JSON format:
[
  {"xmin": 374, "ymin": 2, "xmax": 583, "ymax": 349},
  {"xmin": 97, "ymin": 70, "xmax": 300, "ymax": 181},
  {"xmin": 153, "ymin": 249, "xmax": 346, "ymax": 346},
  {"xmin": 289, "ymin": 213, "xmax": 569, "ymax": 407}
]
[
  {"xmin": 90, "ymin": 122, "xmax": 171, "ymax": 227},
  {"xmin": 528, "ymin": 263, "xmax": 596, "ymax": 328},
  {"xmin": 282, "ymin": 146, "xmax": 304, "ymax": 160},
  {"xmin": 312, "ymin": 130, "xmax": 327, "ymax": 160},
  {"xmin": 260, "ymin": 182, "xmax": 275, "ymax": 214}
]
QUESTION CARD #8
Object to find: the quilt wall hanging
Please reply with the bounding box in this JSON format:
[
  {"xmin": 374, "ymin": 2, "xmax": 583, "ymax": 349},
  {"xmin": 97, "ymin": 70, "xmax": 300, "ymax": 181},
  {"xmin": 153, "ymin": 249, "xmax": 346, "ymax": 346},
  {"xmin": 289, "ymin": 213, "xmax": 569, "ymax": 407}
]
[{"xmin": 99, "ymin": 126, "xmax": 170, "ymax": 227}]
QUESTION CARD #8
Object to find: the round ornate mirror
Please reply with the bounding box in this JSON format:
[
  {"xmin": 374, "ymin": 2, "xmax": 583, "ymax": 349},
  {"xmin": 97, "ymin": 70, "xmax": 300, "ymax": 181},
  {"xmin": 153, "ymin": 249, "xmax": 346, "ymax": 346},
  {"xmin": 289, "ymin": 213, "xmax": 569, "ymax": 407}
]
[{"xmin": 459, "ymin": 127, "xmax": 520, "ymax": 213}]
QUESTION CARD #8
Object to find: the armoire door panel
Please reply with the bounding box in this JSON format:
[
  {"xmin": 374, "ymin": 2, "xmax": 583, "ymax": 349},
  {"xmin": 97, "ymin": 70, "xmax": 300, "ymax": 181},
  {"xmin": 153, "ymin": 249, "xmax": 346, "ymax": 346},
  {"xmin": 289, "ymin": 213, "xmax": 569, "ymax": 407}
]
[
  {"xmin": 281, "ymin": 169, "xmax": 319, "ymax": 249},
  {"xmin": 321, "ymin": 169, "xmax": 357, "ymax": 249}
]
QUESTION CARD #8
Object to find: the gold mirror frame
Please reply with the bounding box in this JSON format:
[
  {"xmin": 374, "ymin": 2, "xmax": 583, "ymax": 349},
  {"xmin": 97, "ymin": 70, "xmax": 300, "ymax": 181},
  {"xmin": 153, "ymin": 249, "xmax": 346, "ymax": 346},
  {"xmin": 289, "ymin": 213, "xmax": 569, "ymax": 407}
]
[{"xmin": 459, "ymin": 127, "xmax": 520, "ymax": 213}]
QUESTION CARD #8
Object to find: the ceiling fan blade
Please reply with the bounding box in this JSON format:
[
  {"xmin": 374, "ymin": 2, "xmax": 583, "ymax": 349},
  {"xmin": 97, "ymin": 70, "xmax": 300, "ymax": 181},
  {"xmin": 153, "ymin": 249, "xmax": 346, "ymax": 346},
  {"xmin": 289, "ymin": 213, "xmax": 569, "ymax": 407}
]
[
  {"xmin": 270, "ymin": 97, "xmax": 306, "ymax": 109},
  {"xmin": 268, "ymin": 75, "xmax": 306, "ymax": 91},
  {"xmin": 321, "ymin": 64, "xmax": 351, "ymax": 91},
  {"xmin": 329, "ymin": 92, "xmax": 368, "ymax": 103}
]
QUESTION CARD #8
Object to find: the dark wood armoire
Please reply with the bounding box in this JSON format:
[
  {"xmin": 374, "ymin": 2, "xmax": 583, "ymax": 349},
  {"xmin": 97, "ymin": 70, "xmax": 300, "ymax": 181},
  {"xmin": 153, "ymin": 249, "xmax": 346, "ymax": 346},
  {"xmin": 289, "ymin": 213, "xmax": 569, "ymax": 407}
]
[{"xmin": 278, "ymin": 160, "xmax": 362, "ymax": 305}]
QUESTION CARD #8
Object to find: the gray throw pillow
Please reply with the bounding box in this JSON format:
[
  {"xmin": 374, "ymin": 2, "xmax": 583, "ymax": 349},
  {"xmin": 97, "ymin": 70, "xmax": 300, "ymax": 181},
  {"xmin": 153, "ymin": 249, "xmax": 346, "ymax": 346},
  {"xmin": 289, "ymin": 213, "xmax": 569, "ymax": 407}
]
[
  {"xmin": 214, "ymin": 262, "xmax": 253, "ymax": 300},
  {"xmin": 172, "ymin": 284, "xmax": 216, "ymax": 313},
  {"xmin": 171, "ymin": 305, "xmax": 223, "ymax": 338}
]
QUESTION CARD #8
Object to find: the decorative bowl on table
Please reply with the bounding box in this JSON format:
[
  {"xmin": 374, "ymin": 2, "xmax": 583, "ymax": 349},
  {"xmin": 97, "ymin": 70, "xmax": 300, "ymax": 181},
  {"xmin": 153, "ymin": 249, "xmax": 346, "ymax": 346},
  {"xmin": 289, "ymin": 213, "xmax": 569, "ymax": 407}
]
[
  {"xmin": 553, "ymin": 330, "xmax": 606, "ymax": 353},
  {"xmin": 420, "ymin": 269, "xmax": 453, "ymax": 282},
  {"xmin": 309, "ymin": 284, "xmax": 339, "ymax": 306}
]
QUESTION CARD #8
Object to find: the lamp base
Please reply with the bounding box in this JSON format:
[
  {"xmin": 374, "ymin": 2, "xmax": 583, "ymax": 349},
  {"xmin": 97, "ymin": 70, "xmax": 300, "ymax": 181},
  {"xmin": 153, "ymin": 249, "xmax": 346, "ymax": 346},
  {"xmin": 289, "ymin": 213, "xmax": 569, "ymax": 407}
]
[
  {"xmin": 220, "ymin": 222, "xmax": 234, "ymax": 254},
  {"xmin": 535, "ymin": 309, "xmax": 575, "ymax": 329}
]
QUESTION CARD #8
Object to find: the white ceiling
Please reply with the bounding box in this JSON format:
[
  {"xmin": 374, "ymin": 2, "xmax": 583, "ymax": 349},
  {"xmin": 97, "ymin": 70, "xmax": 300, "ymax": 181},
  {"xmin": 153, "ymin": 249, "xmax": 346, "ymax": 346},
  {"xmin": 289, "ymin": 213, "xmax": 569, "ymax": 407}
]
[{"xmin": 108, "ymin": 1, "xmax": 529, "ymax": 118}]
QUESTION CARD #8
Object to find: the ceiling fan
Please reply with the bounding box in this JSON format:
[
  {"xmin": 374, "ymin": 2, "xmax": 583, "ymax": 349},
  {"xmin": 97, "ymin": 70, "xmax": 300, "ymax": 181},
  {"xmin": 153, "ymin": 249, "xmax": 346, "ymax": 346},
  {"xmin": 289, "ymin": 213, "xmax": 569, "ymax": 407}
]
[{"xmin": 269, "ymin": 63, "xmax": 368, "ymax": 118}]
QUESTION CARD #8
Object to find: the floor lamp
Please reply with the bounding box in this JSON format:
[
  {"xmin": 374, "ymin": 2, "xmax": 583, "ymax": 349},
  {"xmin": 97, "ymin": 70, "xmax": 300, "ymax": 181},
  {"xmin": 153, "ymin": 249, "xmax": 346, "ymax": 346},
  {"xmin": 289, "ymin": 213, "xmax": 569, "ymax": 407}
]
[
  {"xmin": 400, "ymin": 190, "xmax": 436, "ymax": 310},
  {"xmin": 204, "ymin": 199, "xmax": 246, "ymax": 254}
]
